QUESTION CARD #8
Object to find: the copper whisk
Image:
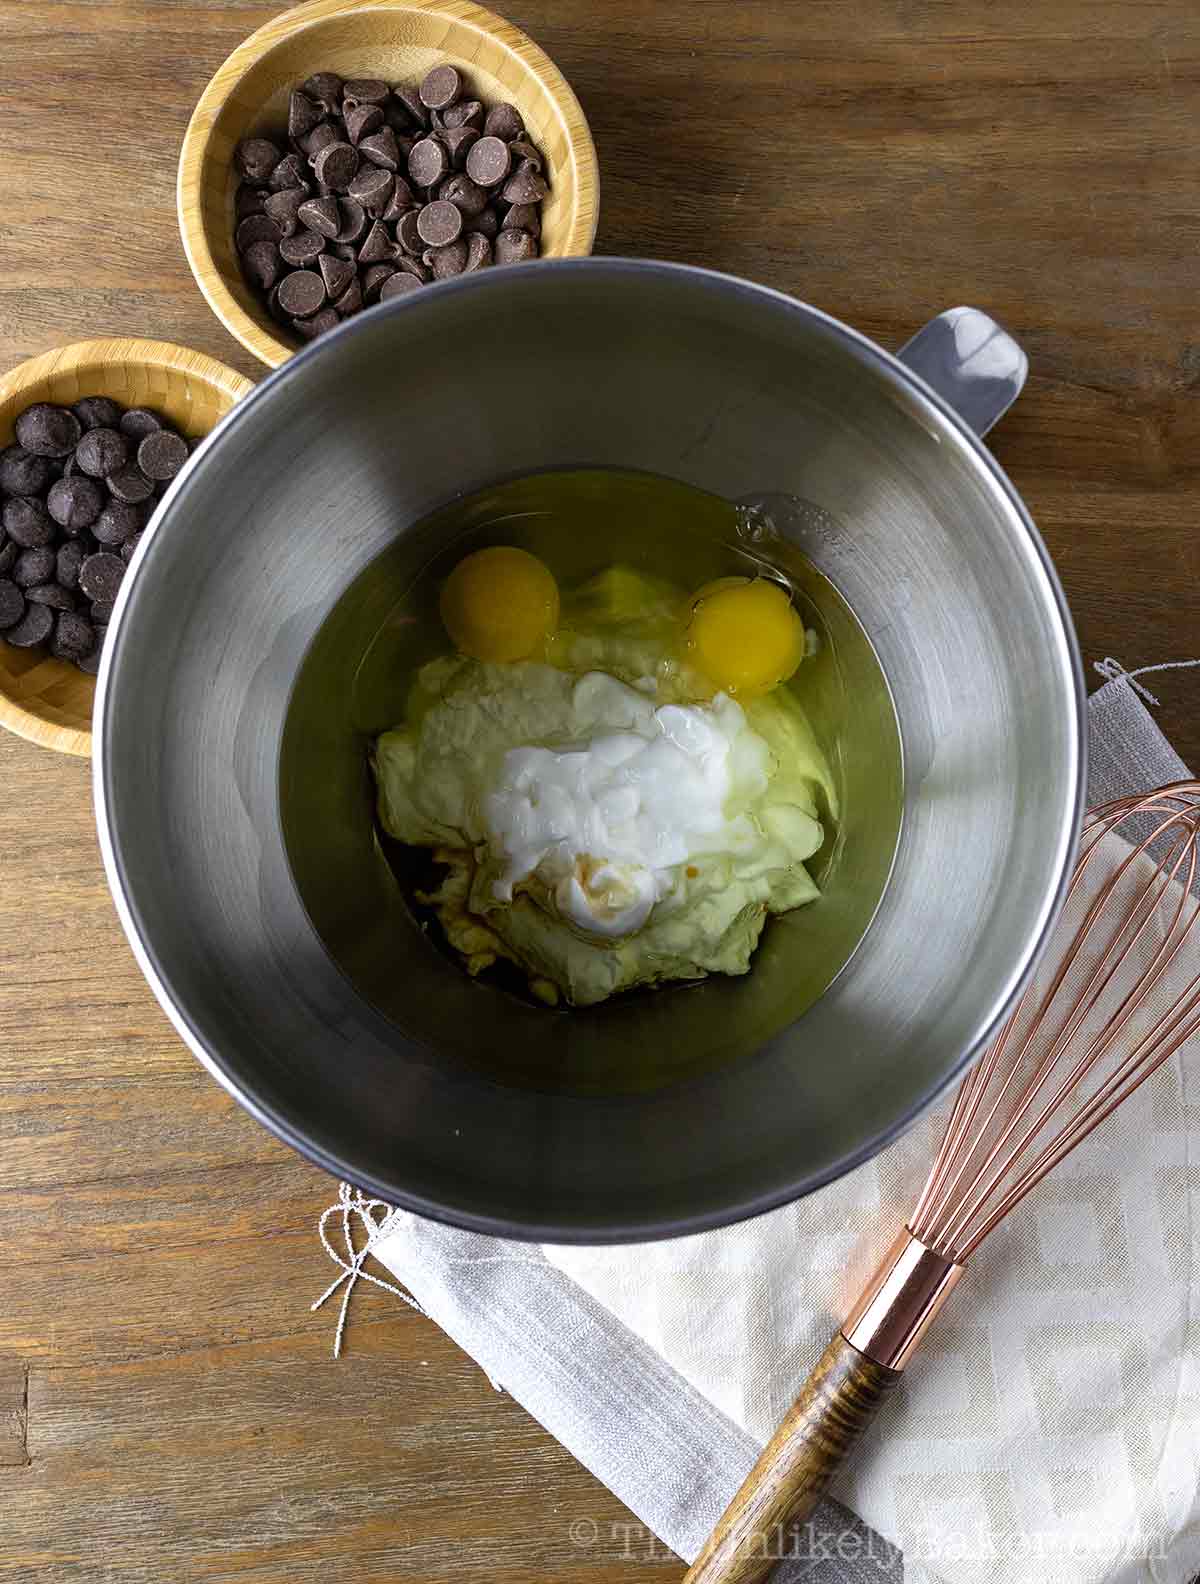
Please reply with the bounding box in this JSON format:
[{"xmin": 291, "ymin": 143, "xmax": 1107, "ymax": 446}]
[{"xmin": 686, "ymin": 781, "xmax": 1200, "ymax": 1584}]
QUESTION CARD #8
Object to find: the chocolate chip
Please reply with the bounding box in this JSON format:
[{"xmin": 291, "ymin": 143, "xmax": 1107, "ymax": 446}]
[
  {"xmin": 242, "ymin": 238, "xmax": 281, "ymax": 290},
  {"xmin": 13, "ymin": 546, "xmax": 55, "ymax": 587},
  {"xmin": 347, "ymin": 164, "xmax": 394, "ymax": 213},
  {"xmin": 419, "ymin": 64, "xmax": 461, "ymax": 110},
  {"xmin": 344, "ymin": 77, "xmax": 390, "ymax": 106},
  {"xmin": 395, "ymin": 208, "xmax": 424, "ymax": 255},
  {"xmin": 3, "ymin": 497, "xmax": 55, "ymax": 547},
  {"xmin": 27, "ymin": 582, "xmax": 76, "ymax": 610},
  {"xmin": 465, "ymin": 136, "xmax": 511, "ymax": 188},
  {"xmin": 236, "ymin": 216, "xmax": 282, "ymax": 266},
  {"xmin": 361, "ymin": 263, "xmax": 397, "ymax": 301},
  {"xmin": 416, "ymin": 199, "xmax": 462, "ymax": 248},
  {"xmin": 47, "ymin": 475, "xmax": 104, "ymax": 530},
  {"xmin": 264, "ymin": 188, "xmax": 307, "ymax": 237},
  {"xmin": 79, "ymin": 552, "xmax": 125, "ymax": 603},
  {"xmin": 392, "ymin": 85, "xmax": 429, "ymax": 129},
  {"xmin": 0, "ymin": 579, "xmax": 23, "ymax": 629},
  {"xmin": 106, "ymin": 466, "xmax": 154, "ymax": 505},
  {"xmin": 293, "ymin": 307, "xmax": 341, "ymax": 340},
  {"xmin": 277, "ymin": 270, "xmax": 326, "ymax": 317},
  {"xmin": 319, "ymin": 252, "xmax": 355, "ymax": 301},
  {"xmin": 297, "ymin": 195, "xmax": 341, "ymax": 238},
  {"xmin": 51, "ymin": 609, "xmax": 95, "ymax": 660},
  {"xmin": 0, "ymin": 541, "xmax": 16, "ymax": 577},
  {"xmin": 345, "ymin": 103, "xmax": 384, "ymax": 144},
  {"xmin": 120, "ymin": 533, "xmax": 143, "ymax": 565},
  {"xmin": 236, "ymin": 137, "xmax": 282, "ymax": 183},
  {"xmin": 3, "ymin": 600, "xmax": 52, "ymax": 647},
  {"xmin": 358, "ymin": 127, "xmax": 401, "ymax": 171},
  {"xmin": 72, "ymin": 396, "xmax": 123, "ymax": 431},
  {"xmin": 335, "ymin": 198, "xmax": 368, "ymax": 244},
  {"xmin": 56, "ymin": 541, "xmax": 84, "ymax": 589},
  {"xmin": 118, "ymin": 408, "xmax": 162, "ymax": 441},
  {"xmin": 483, "ymin": 102, "xmax": 524, "ymax": 141},
  {"xmin": 463, "ymin": 232, "xmax": 493, "ymax": 272},
  {"xmin": 408, "ymin": 136, "xmax": 449, "ymax": 188},
  {"xmin": 75, "ymin": 427, "xmax": 129, "ymax": 478},
  {"xmin": 313, "ymin": 140, "xmax": 358, "ymax": 191},
  {"xmin": 0, "ymin": 446, "xmax": 54, "ymax": 496},
  {"xmin": 90, "ymin": 598, "xmax": 116, "ymax": 624},
  {"xmin": 442, "ymin": 99, "xmax": 483, "ymax": 131},
  {"xmin": 301, "ymin": 121, "xmax": 340, "ymax": 160},
  {"xmin": 495, "ymin": 227, "xmax": 539, "ymax": 264},
  {"xmin": 357, "ymin": 220, "xmax": 394, "ymax": 264},
  {"xmin": 424, "ymin": 238, "xmax": 469, "ymax": 278},
  {"xmin": 440, "ymin": 125, "xmax": 479, "ymax": 169},
  {"xmin": 439, "ymin": 172, "xmax": 487, "ymax": 216},
  {"xmin": 15, "ymin": 403, "xmax": 81, "ymax": 457},
  {"xmin": 289, "ymin": 90, "xmax": 323, "ymax": 141},
  {"xmin": 508, "ymin": 139, "xmax": 544, "ymax": 172},
  {"xmin": 504, "ymin": 201, "xmax": 541, "ymax": 238},
  {"xmin": 381, "ymin": 176, "xmax": 416, "ymax": 220},
  {"xmin": 279, "ymin": 228, "xmax": 326, "ymax": 266},
  {"xmin": 331, "ymin": 241, "xmax": 359, "ymax": 261},
  {"xmin": 137, "ymin": 430, "xmax": 189, "ymax": 482},
  {"xmin": 501, "ymin": 165, "xmax": 547, "ymax": 204},
  {"xmin": 395, "ymin": 255, "xmax": 431, "ymax": 282},
  {"xmin": 379, "ymin": 271, "xmax": 423, "ymax": 300},
  {"xmin": 334, "ymin": 277, "xmax": 363, "ymax": 316},
  {"xmin": 301, "ymin": 72, "xmax": 342, "ymax": 112},
  {"xmin": 93, "ymin": 500, "xmax": 142, "ymax": 544}
]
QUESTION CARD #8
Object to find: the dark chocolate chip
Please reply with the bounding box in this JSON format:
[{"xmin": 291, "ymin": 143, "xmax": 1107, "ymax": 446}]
[
  {"xmin": 381, "ymin": 176, "xmax": 416, "ymax": 221},
  {"xmin": 500, "ymin": 165, "xmax": 547, "ymax": 204},
  {"xmin": 279, "ymin": 228, "xmax": 326, "ymax": 266},
  {"xmin": 27, "ymin": 582, "xmax": 76, "ymax": 611},
  {"xmin": 79, "ymin": 552, "xmax": 126, "ymax": 603},
  {"xmin": 495, "ymin": 227, "xmax": 539, "ymax": 264},
  {"xmin": 361, "ymin": 263, "xmax": 397, "ymax": 301},
  {"xmin": 442, "ymin": 99, "xmax": 483, "ymax": 131},
  {"xmin": 119, "ymin": 533, "xmax": 143, "ymax": 565},
  {"xmin": 439, "ymin": 172, "xmax": 487, "ymax": 216},
  {"xmin": 118, "ymin": 408, "xmax": 162, "ymax": 441},
  {"xmin": 395, "ymin": 208, "xmax": 424, "ymax": 255},
  {"xmin": 440, "ymin": 125, "xmax": 479, "ymax": 169},
  {"xmin": 424, "ymin": 238, "xmax": 469, "ymax": 278},
  {"xmin": 357, "ymin": 220, "xmax": 395, "ymax": 264},
  {"xmin": 93, "ymin": 500, "xmax": 142, "ymax": 545},
  {"xmin": 137, "ymin": 430, "xmax": 190, "ymax": 482},
  {"xmin": 15, "ymin": 403, "xmax": 81, "ymax": 457},
  {"xmin": 301, "ymin": 72, "xmax": 342, "ymax": 112},
  {"xmin": 334, "ymin": 198, "xmax": 367, "ymax": 243},
  {"xmin": 72, "ymin": 396, "xmax": 123, "ymax": 431},
  {"xmin": 3, "ymin": 600, "xmax": 52, "ymax": 647},
  {"xmin": 392, "ymin": 86, "xmax": 429, "ymax": 129},
  {"xmin": 408, "ymin": 136, "xmax": 448, "ymax": 188},
  {"xmin": 419, "ymin": 64, "xmax": 461, "ymax": 110},
  {"xmin": 13, "ymin": 546, "xmax": 55, "ymax": 587},
  {"xmin": 53, "ymin": 609, "xmax": 95, "ymax": 659},
  {"xmin": 237, "ymin": 216, "xmax": 282, "ymax": 259},
  {"xmin": 3, "ymin": 497, "xmax": 55, "ymax": 547},
  {"xmin": 235, "ymin": 137, "xmax": 282, "ymax": 183},
  {"xmin": 344, "ymin": 103, "xmax": 384, "ymax": 144},
  {"xmin": 358, "ymin": 127, "xmax": 401, "ymax": 171},
  {"xmin": 293, "ymin": 307, "xmax": 340, "ymax": 341},
  {"xmin": 242, "ymin": 238, "xmax": 282, "ymax": 290},
  {"xmin": 334, "ymin": 277, "xmax": 363, "ymax": 316},
  {"xmin": 236, "ymin": 185, "xmax": 269, "ymax": 219},
  {"xmin": 344, "ymin": 77, "xmax": 390, "ymax": 105},
  {"xmin": 313, "ymin": 140, "xmax": 358, "ymax": 191},
  {"xmin": 0, "ymin": 541, "xmax": 16, "ymax": 578},
  {"xmin": 56, "ymin": 541, "xmax": 85, "ymax": 589},
  {"xmin": 504, "ymin": 201, "xmax": 541, "ymax": 238},
  {"xmin": 463, "ymin": 231, "xmax": 493, "ymax": 272},
  {"xmin": 90, "ymin": 598, "xmax": 116, "ymax": 623},
  {"xmin": 264, "ymin": 188, "xmax": 307, "ymax": 237},
  {"xmin": 417, "ymin": 199, "xmax": 462, "ymax": 247},
  {"xmin": 277, "ymin": 270, "xmax": 327, "ymax": 317},
  {"xmin": 301, "ymin": 120, "xmax": 340, "ymax": 159},
  {"xmin": 288, "ymin": 90, "xmax": 323, "ymax": 141},
  {"xmin": 347, "ymin": 164, "xmax": 394, "ymax": 213},
  {"xmin": 106, "ymin": 467, "xmax": 154, "ymax": 505},
  {"xmin": 319, "ymin": 252, "xmax": 355, "ymax": 300},
  {"xmin": 483, "ymin": 102, "xmax": 524, "ymax": 141},
  {"xmin": 508, "ymin": 138, "xmax": 544, "ymax": 171},
  {"xmin": 75, "ymin": 427, "xmax": 129, "ymax": 478},
  {"xmin": 0, "ymin": 445, "xmax": 54, "ymax": 496},
  {"xmin": 297, "ymin": 195, "xmax": 341, "ymax": 238},
  {"xmin": 270, "ymin": 153, "xmax": 310, "ymax": 195},
  {"xmin": 465, "ymin": 136, "xmax": 510, "ymax": 188},
  {"xmin": 396, "ymin": 255, "xmax": 431, "ymax": 281},
  {"xmin": 0, "ymin": 578, "xmax": 23, "ymax": 629},
  {"xmin": 379, "ymin": 271, "xmax": 424, "ymax": 299},
  {"xmin": 47, "ymin": 475, "xmax": 104, "ymax": 529}
]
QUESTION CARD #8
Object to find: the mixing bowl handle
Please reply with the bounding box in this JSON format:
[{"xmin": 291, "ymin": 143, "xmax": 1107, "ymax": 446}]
[{"xmin": 896, "ymin": 305, "xmax": 1028, "ymax": 437}]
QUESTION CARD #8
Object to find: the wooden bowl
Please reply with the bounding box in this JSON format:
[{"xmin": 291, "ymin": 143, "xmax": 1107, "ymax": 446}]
[
  {"xmin": 178, "ymin": 0, "xmax": 600, "ymax": 369},
  {"xmin": 0, "ymin": 339, "xmax": 253, "ymax": 758}
]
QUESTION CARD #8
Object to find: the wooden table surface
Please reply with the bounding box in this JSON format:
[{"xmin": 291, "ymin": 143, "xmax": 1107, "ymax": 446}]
[{"xmin": 2, "ymin": 2, "xmax": 1198, "ymax": 1579}]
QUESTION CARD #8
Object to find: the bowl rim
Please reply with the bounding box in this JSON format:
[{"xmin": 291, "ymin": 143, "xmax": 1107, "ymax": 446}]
[
  {"xmin": 0, "ymin": 336, "xmax": 254, "ymax": 759},
  {"xmin": 177, "ymin": 0, "xmax": 601, "ymax": 370},
  {"xmin": 93, "ymin": 259, "xmax": 1088, "ymax": 1243}
]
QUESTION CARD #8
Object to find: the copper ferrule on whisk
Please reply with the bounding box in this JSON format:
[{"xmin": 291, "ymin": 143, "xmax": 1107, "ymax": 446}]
[{"xmin": 841, "ymin": 1227, "xmax": 966, "ymax": 1370}]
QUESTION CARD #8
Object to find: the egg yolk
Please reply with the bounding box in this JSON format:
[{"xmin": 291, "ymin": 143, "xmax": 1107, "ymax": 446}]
[
  {"xmin": 684, "ymin": 577, "xmax": 804, "ymax": 697},
  {"xmin": 440, "ymin": 546, "xmax": 560, "ymax": 663}
]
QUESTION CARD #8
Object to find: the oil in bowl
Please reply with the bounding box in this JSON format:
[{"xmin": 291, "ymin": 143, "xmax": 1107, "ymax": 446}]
[{"xmin": 280, "ymin": 469, "xmax": 902, "ymax": 1093}]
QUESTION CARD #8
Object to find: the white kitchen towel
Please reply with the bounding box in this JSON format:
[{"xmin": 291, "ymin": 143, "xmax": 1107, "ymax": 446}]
[{"xmin": 339, "ymin": 664, "xmax": 1197, "ymax": 1584}]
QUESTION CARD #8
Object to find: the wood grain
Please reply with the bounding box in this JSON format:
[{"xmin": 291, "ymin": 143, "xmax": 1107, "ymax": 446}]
[
  {"xmin": 2, "ymin": 1, "xmax": 1199, "ymax": 1581},
  {"xmin": 684, "ymin": 1334, "xmax": 900, "ymax": 1584}
]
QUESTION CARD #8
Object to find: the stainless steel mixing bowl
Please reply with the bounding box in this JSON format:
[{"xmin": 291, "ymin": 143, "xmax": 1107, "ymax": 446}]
[{"xmin": 94, "ymin": 262, "xmax": 1084, "ymax": 1242}]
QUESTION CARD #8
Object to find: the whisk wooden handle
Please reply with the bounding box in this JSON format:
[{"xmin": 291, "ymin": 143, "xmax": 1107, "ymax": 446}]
[{"xmin": 682, "ymin": 1331, "xmax": 900, "ymax": 1584}]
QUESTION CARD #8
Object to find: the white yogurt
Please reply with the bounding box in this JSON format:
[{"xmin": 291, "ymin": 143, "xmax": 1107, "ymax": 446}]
[{"xmin": 482, "ymin": 672, "xmax": 772, "ymax": 938}]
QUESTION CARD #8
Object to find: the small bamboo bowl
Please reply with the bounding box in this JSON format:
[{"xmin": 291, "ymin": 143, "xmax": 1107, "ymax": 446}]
[
  {"xmin": 178, "ymin": 0, "xmax": 600, "ymax": 369},
  {"xmin": 0, "ymin": 339, "xmax": 253, "ymax": 758}
]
